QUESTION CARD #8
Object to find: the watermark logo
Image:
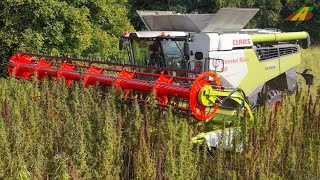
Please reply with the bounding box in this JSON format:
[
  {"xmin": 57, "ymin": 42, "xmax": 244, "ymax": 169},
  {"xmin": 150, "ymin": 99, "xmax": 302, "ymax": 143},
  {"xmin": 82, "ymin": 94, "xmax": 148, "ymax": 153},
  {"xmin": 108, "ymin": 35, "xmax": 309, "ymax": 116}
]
[{"xmin": 285, "ymin": 6, "xmax": 314, "ymax": 21}]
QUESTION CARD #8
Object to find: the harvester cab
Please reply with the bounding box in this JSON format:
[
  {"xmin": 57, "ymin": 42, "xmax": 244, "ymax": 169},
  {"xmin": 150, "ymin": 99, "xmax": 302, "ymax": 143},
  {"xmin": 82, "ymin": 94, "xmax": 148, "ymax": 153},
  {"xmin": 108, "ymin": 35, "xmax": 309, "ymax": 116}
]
[{"xmin": 8, "ymin": 8, "xmax": 313, "ymax": 150}]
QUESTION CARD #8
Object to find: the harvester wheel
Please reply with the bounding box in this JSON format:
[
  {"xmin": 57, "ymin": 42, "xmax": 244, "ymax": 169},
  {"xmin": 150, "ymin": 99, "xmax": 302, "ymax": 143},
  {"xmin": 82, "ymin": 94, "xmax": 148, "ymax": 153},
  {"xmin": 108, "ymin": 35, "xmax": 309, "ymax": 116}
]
[
  {"xmin": 266, "ymin": 90, "xmax": 282, "ymax": 108},
  {"xmin": 190, "ymin": 72, "xmax": 221, "ymax": 121}
]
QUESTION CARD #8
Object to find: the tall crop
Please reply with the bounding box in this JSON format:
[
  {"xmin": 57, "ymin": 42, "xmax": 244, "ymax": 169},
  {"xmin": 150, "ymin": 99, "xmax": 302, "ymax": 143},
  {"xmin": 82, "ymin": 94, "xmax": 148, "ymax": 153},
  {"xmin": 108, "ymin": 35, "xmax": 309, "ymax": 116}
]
[{"xmin": 0, "ymin": 47, "xmax": 319, "ymax": 179}]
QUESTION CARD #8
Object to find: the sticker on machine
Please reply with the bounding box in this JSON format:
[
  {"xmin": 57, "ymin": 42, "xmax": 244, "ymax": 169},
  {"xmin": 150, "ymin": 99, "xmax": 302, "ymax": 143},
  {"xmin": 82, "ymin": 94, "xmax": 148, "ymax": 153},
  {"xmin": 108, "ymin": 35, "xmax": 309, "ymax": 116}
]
[
  {"xmin": 209, "ymin": 50, "xmax": 248, "ymax": 87},
  {"xmin": 265, "ymin": 62, "xmax": 277, "ymax": 70}
]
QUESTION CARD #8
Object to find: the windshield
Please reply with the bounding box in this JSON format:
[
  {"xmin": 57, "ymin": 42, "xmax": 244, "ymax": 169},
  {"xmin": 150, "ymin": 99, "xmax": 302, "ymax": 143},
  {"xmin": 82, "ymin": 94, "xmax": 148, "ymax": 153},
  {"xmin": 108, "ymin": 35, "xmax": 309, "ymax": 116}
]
[
  {"xmin": 130, "ymin": 39, "xmax": 185, "ymax": 70},
  {"xmin": 161, "ymin": 41, "xmax": 184, "ymax": 61}
]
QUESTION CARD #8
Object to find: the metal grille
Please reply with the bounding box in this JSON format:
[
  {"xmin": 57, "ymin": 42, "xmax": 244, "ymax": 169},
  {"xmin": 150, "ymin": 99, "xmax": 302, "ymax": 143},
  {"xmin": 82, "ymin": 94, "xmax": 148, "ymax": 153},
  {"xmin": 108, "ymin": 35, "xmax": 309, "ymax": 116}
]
[
  {"xmin": 278, "ymin": 46, "xmax": 299, "ymax": 56},
  {"xmin": 256, "ymin": 45, "xmax": 299, "ymax": 61},
  {"xmin": 256, "ymin": 47, "xmax": 279, "ymax": 61}
]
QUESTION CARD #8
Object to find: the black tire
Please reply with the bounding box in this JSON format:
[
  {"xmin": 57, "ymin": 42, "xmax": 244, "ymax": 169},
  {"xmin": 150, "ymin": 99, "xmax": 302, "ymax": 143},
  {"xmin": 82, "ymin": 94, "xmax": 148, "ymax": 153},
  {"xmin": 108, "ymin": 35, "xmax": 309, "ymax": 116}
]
[{"xmin": 266, "ymin": 90, "xmax": 282, "ymax": 108}]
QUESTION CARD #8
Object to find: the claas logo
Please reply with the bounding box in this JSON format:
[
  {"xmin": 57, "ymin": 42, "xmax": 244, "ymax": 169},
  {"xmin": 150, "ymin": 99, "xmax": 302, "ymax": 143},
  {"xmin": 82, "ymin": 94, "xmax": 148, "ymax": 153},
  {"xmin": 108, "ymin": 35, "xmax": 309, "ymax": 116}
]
[{"xmin": 285, "ymin": 7, "xmax": 314, "ymax": 21}]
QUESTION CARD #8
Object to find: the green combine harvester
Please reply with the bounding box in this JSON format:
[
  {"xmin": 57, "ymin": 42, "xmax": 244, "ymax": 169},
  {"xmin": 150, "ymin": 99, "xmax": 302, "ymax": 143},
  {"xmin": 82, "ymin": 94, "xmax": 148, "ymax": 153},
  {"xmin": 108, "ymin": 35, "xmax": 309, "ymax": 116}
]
[{"xmin": 8, "ymin": 8, "xmax": 314, "ymax": 150}]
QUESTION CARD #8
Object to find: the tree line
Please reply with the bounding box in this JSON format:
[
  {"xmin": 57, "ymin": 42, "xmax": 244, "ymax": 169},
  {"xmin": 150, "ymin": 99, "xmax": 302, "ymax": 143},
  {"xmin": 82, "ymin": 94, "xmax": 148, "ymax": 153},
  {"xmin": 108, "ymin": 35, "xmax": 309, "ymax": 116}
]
[
  {"xmin": 129, "ymin": 0, "xmax": 319, "ymax": 41},
  {"xmin": 0, "ymin": 0, "xmax": 319, "ymax": 74}
]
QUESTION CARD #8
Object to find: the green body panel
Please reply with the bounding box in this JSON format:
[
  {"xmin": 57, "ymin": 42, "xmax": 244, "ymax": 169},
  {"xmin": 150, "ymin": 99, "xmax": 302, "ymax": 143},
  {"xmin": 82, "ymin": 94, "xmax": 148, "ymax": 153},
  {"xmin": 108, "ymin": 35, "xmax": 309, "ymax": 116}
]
[
  {"xmin": 211, "ymin": 108, "xmax": 237, "ymax": 124},
  {"xmin": 236, "ymin": 49, "xmax": 301, "ymax": 95},
  {"xmin": 279, "ymin": 53, "xmax": 301, "ymax": 73},
  {"xmin": 237, "ymin": 49, "xmax": 279, "ymax": 94},
  {"xmin": 250, "ymin": 32, "xmax": 308, "ymax": 43}
]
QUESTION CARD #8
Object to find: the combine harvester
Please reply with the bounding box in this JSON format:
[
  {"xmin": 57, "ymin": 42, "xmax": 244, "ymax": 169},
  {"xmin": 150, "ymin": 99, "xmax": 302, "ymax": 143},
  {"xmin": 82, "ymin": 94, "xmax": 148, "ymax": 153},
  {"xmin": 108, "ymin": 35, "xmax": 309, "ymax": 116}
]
[{"xmin": 7, "ymin": 8, "xmax": 314, "ymax": 150}]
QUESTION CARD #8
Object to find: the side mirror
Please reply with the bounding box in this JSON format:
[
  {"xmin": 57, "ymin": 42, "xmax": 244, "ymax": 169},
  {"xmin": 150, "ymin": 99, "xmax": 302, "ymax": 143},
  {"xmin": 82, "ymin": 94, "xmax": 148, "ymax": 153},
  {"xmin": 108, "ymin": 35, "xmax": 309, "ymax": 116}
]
[
  {"xmin": 119, "ymin": 39, "xmax": 124, "ymax": 50},
  {"xmin": 184, "ymin": 42, "xmax": 190, "ymax": 56}
]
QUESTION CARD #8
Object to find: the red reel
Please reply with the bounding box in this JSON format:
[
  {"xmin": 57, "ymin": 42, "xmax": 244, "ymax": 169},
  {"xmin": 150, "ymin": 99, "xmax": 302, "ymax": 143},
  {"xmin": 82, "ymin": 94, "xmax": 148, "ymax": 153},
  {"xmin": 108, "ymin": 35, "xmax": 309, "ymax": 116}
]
[{"xmin": 190, "ymin": 72, "xmax": 222, "ymax": 121}]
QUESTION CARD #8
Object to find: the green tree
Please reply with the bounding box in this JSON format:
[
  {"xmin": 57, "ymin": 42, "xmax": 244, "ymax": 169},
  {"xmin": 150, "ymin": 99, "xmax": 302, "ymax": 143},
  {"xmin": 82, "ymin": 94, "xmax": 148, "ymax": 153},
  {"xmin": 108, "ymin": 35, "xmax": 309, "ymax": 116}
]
[
  {"xmin": 128, "ymin": 0, "xmax": 219, "ymax": 30},
  {"xmin": 0, "ymin": 0, "xmax": 134, "ymax": 75},
  {"xmin": 128, "ymin": 0, "xmax": 283, "ymax": 30}
]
